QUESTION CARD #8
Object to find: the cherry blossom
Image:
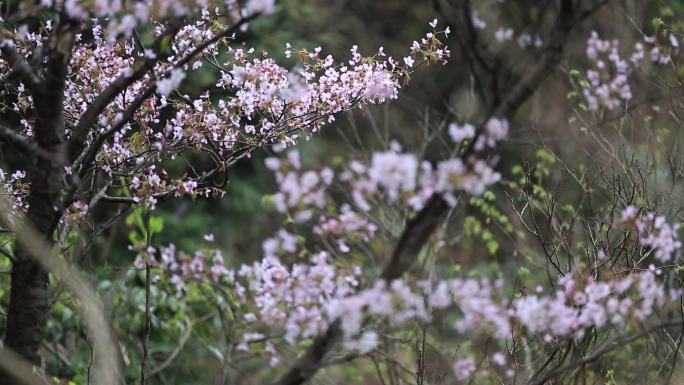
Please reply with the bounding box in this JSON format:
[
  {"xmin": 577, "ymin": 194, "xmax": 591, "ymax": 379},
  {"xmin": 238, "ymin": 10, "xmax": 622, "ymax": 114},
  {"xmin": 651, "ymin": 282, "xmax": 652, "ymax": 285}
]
[
  {"xmin": 582, "ymin": 31, "xmax": 635, "ymax": 111},
  {"xmin": 620, "ymin": 206, "xmax": 682, "ymax": 263}
]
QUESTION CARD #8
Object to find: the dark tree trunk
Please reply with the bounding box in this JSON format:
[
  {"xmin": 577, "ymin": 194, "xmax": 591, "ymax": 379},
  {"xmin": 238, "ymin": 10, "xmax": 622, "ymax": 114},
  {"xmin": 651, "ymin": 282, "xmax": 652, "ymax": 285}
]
[
  {"xmin": 1, "ymin": 27, "xmax": 71, "ymax": 382},
  {"xmin": 1, "ymin": 106, "xmax": 66, "ymax": 385},
  {"xmin": 3, "ymin": 195, "xmax": 58, "ymax": 366}
]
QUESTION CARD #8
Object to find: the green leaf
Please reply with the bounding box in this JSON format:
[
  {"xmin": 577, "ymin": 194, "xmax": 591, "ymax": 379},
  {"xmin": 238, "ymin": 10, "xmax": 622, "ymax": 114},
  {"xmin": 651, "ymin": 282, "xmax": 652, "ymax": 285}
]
[
  {"xmin": 149, "ymin": 216, "xmax": 164, "ymax": 235},
  {"xmin": 261, "ymin": 194, "xmax": 274, "ymax": 208},
  {"xmin": 486, "ymin": 240, "xmax": 499, "ymax": 254},
  {"xmin": 652, "ymin": 17, "xmax": 665, "ymax": 30}
]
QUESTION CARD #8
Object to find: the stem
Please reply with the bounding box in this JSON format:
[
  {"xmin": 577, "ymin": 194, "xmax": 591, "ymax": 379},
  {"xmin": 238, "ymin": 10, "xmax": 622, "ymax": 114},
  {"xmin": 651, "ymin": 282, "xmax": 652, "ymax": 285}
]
[{"xmin": 141, "ymin": 209, "xmax": 152, "ymax": 385}]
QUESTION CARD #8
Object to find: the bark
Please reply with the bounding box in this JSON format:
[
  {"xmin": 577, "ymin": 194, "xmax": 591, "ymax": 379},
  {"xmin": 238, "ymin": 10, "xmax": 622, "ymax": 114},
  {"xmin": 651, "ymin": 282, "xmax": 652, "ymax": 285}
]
[
  {"xmin": 3, "ymin": 176, "xmax": 59, "ymax": 368},
  {"xmin": 1, "ymin": 104, "xmax": 66, "ymax": 385},
  {"xmin": 1, "ymin": 23, "xmax": 73, "ymax": 385}
]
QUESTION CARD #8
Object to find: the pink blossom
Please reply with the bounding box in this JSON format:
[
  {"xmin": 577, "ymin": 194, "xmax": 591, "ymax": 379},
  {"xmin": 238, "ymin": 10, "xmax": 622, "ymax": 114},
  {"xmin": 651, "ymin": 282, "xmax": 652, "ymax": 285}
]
[{"xmin": 453, "ymin": 358, "xmax": 476, "ymax": 380}]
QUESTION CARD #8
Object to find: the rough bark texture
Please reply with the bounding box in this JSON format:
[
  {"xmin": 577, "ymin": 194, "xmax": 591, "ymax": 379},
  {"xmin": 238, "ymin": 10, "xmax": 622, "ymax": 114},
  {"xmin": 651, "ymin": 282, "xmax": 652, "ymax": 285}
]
[
  {"xmin": 1, "ymin": 103, "xmax": 65, "ymax": 385},
  {"xmin": 1, "ymin": 23, "xmax": 73, "ymax": 385}
]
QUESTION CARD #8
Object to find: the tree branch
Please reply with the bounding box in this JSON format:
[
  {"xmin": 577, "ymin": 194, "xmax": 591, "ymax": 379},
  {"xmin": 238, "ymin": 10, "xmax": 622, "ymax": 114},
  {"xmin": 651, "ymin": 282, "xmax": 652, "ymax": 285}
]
[
  {"xmin": 0, "ymin": 124, "xmax": 45, "ymax": 157},
  {"xmin": 271, "ymin": 3, "xmax": 607, "ymax": 385},
  {"xmin": 527, "ymin": 320, "xmax": 684, "ymax": 385},
  {"xmin": 490, "ymin": 0, "xmax": 606, "ymax": 118},
  {"xmin": 0, "ymin": 39, "xmax": 41, "ymax": 93},
  {"xmin": 70, "ymin": 14, "xmax": 258, "ymax": 175},
  {"xmin": 66, "ymin": 24, "xmax": 182, "ymax": 161}
]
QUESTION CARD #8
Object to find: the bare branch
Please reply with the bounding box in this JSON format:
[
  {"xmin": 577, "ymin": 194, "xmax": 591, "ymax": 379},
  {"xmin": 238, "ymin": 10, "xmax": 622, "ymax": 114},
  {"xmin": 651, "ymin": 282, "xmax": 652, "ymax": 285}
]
[
  {"xmin": 528, "ymin": 320, "xmax": 684, "ymax": 385},
  {"xmin": 490, "ymin": 0, "xmax": 607, "ymax": 118},
  {"xmin": 0, "ymin": 124, "xmax": 45, "ymax": 157}
]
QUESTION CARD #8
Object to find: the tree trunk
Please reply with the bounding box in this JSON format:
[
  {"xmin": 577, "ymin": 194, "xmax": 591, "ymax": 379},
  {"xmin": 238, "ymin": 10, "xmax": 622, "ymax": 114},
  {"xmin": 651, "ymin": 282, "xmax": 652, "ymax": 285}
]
[
  {"xmin": 3, "ymin": 196, "xmax": 58, "ymax": 369},
  {"xmin": 1, "ymin": 46, "xmax": 69, "ymax": 383}
]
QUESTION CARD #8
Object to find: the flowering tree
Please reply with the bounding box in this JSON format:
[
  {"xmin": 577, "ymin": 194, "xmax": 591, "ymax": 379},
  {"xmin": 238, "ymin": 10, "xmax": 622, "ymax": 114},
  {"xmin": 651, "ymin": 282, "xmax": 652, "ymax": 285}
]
[{"xmin": 0, "ymin": 0, "xmax": 683, "ymax": 385}]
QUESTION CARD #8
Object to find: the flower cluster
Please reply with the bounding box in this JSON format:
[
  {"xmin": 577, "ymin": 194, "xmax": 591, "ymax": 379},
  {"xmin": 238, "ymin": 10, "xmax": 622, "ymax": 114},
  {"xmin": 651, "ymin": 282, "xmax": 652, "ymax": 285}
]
[
  {"xmin": 643, "ymin": 33, "xmax": 679, "ymax": 64},
  {"xmin": 265, "ymin": 150, "xmax": 333, "ymax": 222},
  {"xmin": 346, "ymin": 117, "xmax": 507, "ymax": 209},
  {"xmin": 367, "ymin": 146, "xmax": 418, "ymax": 202},
  {"xmin": 127, "ymin": 166, "xmax": 220, "ymax": 209},
  {"xmin": 581, "ymin": 30, "xmax": 682, "ymax": 112},
  {"xmin": 621, "ymin": 205, "xmax": 682, "ymax": 262},
  {"xmin": 347, "ymin": 149, "xmax": 497, "ymax": 210},
  {"xmin": 0, "ymin": 169, "xmax": 28, "ymax": 213},
  {"xmin": 46, "ymin": 0, "xmax": 276, "ymax": 43},
  {"xmin": 582, "ymin": 31, "xmax": 634, "ymax": 111},
  {"xmin": 233, "ymin": 262, "xmax": 678, "ymax": 367},
  {"xmin": 133, "ymin": 243, "xmax": 232, "ymax": 297},
  {"xmin": 476, "ymin": 117, "xmax": 509, "ymax": 150},
  {"xmin": 261, "ymin": 229, "xmax": 298, "ymax": 259},
  {"xmin": 264, "ymin": 151, "xmax": 379, "ymax": 253},
  {"xmin": 313, "ymin": 205, "xmax": 378, "ymax": 253},
  {"xmin": 466, "ymin": 3, "xmax": 544, "ymax": 50},
  {"xmin": 261, "ymin": 122, "xmax": 504, "ymax": 253},
  {"xmin": 236, "ymin": 251, "xmax": 362, "ymax": 345},
  {"xmin": 263, "ymin": 116, "xmax": 507, "ymax": 224},
  {"xmin": 517, "ymin": 33, "xmax": 543, "ymax": 48},
  {"xmin": 63, "ymin": 200, "xmax": 90, "ymax": 224},
  {"xmin": 495, "ymin": 27, "xmax": 514, "ymax": 43},
  {"xmin": 1, "ymin": 16, "xmax": 449, "ymax": 214},
  {"xmin": 448, "ymin": 122, "xmax": 476, "ymax": 143},
  {"xmin": 143, "ymin": 196, "xmax": 682, "ymax": 376}
]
